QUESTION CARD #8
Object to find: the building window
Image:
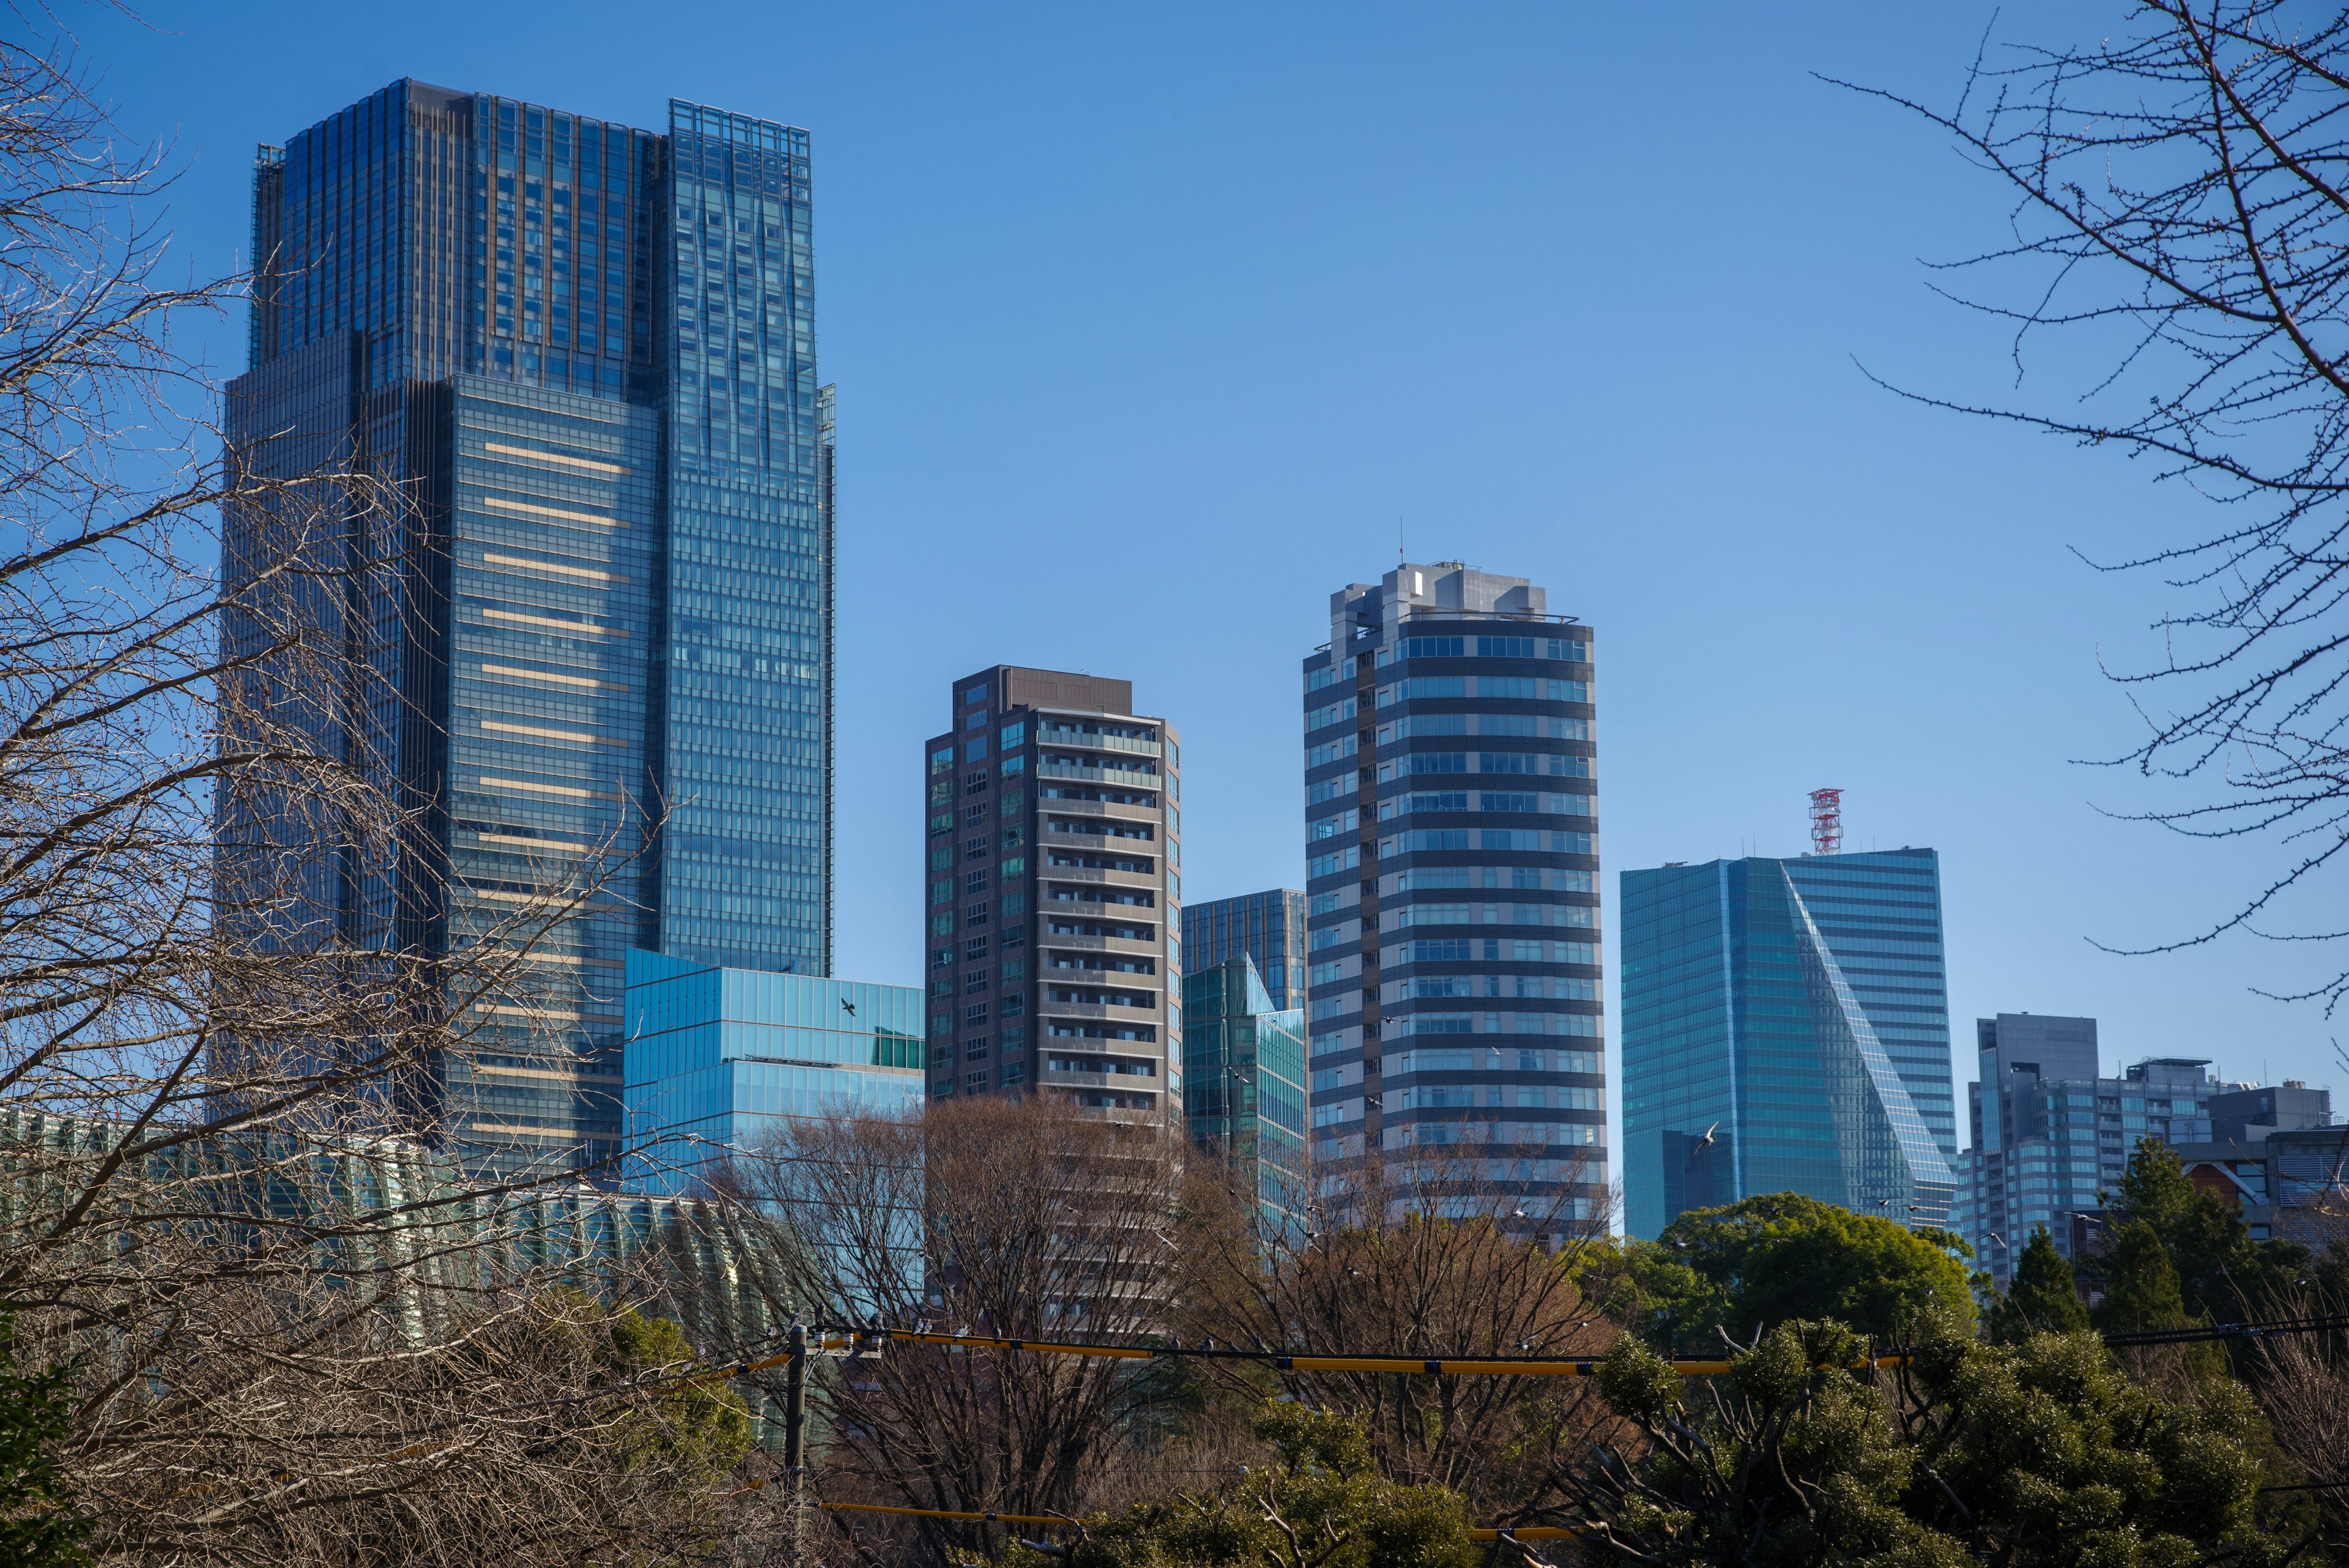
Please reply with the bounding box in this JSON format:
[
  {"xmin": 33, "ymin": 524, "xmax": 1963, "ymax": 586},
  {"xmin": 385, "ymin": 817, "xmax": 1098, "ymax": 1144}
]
[
  {"xmin": 965, "ymin": 871, "xmax": 989, "ymax": 893},
  {"xmin": 966, "ymin": 902, "xmax": 990, "ymax": 925},
  {"xmin": 965, "ymin": 1069, "xmax": 990, "ymax": 1091},
  {"xmin": 1001, "ymin": 1063, "xmax": 1027, "ymax": 1086},
  {"xmin": 964, "ymin": 1003, "xmax": 989, "ymax": 1027}
]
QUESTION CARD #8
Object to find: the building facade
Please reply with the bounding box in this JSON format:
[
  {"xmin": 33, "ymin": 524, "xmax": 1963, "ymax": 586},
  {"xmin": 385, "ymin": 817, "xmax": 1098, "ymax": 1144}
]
[
  {"xmin": 1185, "ymin": 890, "xmax": 1308, "ymax": 1010},
  {"xmin": 218, "ymin": 83, "xmax": 832, "ymax": 1180},
  {"xmin": 1620, "ymin": 849, "xmax": 1958, "ymax": 1240},
  {"xmin": 1301, "ymin": 563, "xmax": 1605, "ymax": 1224},
  {"xmin": 621, "ymin": 950, "xmax": 924, "ymax": 1194},
  {"xmin": 1953, "ymin": 1030, "xmax": 2249, "ymax": 1287},
  {"xmin": 1182, "ymin": 955, "xmax": 1310, "ymax": 1233},
  {"xmin": 922, "ymin": 667, "xmax": 1181, "ymax": 1123}
]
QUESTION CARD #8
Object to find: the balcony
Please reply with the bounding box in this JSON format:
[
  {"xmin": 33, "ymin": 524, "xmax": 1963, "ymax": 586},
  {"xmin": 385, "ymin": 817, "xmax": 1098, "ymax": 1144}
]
[
  {"xmin": 1037, "ymin": 992, "xmax": 1159, "ymax": 1019},
  {"xmin": 1043, "ymin": 797, "xmax": 1162, "ymax": 825},
  {"xmin": 1038, "ymin": 760, "xmax": 1160, "ymax": 789},
  {"xmin": 1039, "ymin": 931, "xmax": 1161, "ymax": 956},
  {"xmin": 1039, "ymin": 860, "xmax": 1158, "ymax": 889},
  {"xmin": 1037, "ymin": 726, "xmax": 1162, "ymax": 759}
]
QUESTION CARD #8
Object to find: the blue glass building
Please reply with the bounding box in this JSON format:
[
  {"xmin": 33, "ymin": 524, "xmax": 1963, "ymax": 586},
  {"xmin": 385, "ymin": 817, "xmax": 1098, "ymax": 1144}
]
[
  {"xmin": 623, "ymin": 950, "xmax": 924, "ymax": 1195},
  {"xmin": 1302, "ymin": 563, "xmax": 1606, "ymax": 1225},
  {"xmin": 1619, "ymin": 849, "xmax": 1958, "ymax": 1239},
  {"xmin": 219, "ymin": 83, "xmax": 831, "ymax": 1180},
  {"xmin": 1185, "ymin": 890, "xmax": 1308, "ymax": 1010},
  {"xmin": 1182, "ymin": 955, "xmax": 1310, "ymax": 1232}
]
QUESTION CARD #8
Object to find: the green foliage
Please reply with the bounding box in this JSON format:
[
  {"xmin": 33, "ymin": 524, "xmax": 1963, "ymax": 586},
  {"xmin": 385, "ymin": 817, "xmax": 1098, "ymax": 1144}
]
[
  {"xmin": 0, "ymin": 1311, "xmax": 87, "ymax": 1567},
  {"xmin": 606, "ymin": 1305, "xmax": 752, "ymax": 1473},
  {"xmin": 2097, "ymin": 1139, "xmax": 2309, "ymax": 1329},
  {"xmin": 529, "ymin": 1290, "xmax": 751, "ymax": 1476},
  {"xmin": 1576, "ymin": 1309, "xmax": 2298, "ymax": 1568},
  {"xmin": 1028, "ymin": 1405, "xmax": 1480, "ymax": 1568},
  {"xmin": 1985, "ymin": 1226, "xmax": 2090, "ymax": 1343},
  {"xmin": 1576, "ymin": 1193, "xmax": 1975, "ymax": 1348}
]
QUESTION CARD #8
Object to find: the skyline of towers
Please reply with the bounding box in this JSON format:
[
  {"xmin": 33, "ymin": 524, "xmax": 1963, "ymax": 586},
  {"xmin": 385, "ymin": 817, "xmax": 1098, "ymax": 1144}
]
[
  {"xmin": 921, "ymin": 666, "xmax": 1180, "ymax": 1121},
  {"xmin": 1301, "ymin": 562, "xmax": 1606, "ymax": 1225},
  {"xmin": 218, "ymin": 80, "xmax": 831, "ymax": 1180},
  {"xmin": 1619, "ymin": 847, "xmax": 1959, "ymax": 1239}
]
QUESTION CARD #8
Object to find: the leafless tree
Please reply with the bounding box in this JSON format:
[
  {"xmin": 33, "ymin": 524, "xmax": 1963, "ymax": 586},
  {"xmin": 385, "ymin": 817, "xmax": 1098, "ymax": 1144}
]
[
  {"xmin": 1175, "ymin": 1142, "xmax": 1624, "ymax": 1525},
  {"xmin": 1, "ymin": 28, "xmax": 757, "ymax": 1564},
  {"xmin": 1851, "ymin": 2, "xmax": 2349, "ymax": 1006},
  {"xmin": 716, "ymin": 1097, "xmax": 1187, "ymax": 1568}
]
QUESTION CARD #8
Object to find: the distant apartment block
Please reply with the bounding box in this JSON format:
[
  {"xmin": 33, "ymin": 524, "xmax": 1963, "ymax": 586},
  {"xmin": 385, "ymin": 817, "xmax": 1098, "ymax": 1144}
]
[
  {"xmin": 1302, "ymin": 563, "xmax": 1605, "ymax": 1225},
  {"xmin": 1620, "ymin": 849, "xmax": 1958, "ymax": 1239},
  {"xmin": 921, "ymin": 667, "xmax": 1180, "ymax": 1123},
  {"xmin": 1950, "ymin": 1014, "xmax": 2275, "ymax": 1287},
  {"xmin": 1186, "ymin": 890, "xmax": 1307, "ymax": 1010}
]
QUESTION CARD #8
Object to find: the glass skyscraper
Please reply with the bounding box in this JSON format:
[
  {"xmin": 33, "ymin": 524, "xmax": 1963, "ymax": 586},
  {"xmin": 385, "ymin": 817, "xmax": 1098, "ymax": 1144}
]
[
  {"xmin": 1619, "ymin": 849, "xmax": 1958, "ymax": 1239},
  {"xmin": 1182, "ymin": 955, "xmax": 1310, "ymax": 1233},
  {"xmin": 1302, "ymin": 563, "xmax": 1606, "ymax": 1225},
  {"xmin": 1185, "ymin": 890, "xmax": 1307, "ymax": 1010},
  {"xmin": 220, "ymin": 81, "xmax": 831, "ymax": 1180}
]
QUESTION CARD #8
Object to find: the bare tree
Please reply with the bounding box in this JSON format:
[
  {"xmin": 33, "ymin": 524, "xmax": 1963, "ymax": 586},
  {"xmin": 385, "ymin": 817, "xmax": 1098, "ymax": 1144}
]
[
  {"xmin": 1851, "ymin": 2, "xmax": 2349, "ymax": 1005},
  {"xmin": 1, "ymin": 29, "xmax": 760, "ymax": 1564},
  {"xmin": 718, "ymin": 1097, "xmax": 1187, "ymax": 1568},
  {"xmin": 1176, "ymin": 1142, "xmax": 1622, "ymax": 1526}
]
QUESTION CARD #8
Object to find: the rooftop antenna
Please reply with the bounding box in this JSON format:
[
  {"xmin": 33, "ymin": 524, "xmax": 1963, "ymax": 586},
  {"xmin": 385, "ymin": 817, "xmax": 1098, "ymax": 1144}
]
[
  {"xmin": 1400, "ymin": 513, "xmax": 1405, "ymax": 567},
  {"xmin": 1808, "ymin": 788, "xmax": 1844, "ymax": 856}
]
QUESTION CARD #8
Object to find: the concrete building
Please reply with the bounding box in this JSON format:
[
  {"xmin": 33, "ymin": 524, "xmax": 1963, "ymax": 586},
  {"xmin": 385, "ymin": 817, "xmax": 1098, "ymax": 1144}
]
[
  {"xmin": 1301, "ymin": 563, "xmax": 1605, "ymax": 1226},
  {"xmin": 1185, "ymin": 890, "xmax": 1308, "ymax": 1011},
  {"xmin": 218, "ymin": 83, "xmax": 833, "ymax": 1181},
  {"xmin": 921, "ymin": 667, "xmax": 1180, "ymax": 1123},
  {"xmin": 1620, "ymin": 849, "xmax": 1958, "ymax": 1239}
]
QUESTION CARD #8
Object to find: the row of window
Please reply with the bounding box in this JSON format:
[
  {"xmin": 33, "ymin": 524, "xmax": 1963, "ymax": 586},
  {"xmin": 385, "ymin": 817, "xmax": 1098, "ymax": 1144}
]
[
  {"xmin": 1378, "ymin": 677, "xmax": 1589, "ymax": 704},
  {"xmin": 1375, "ymin": 636, "xmax": 1589, "ymax": 664}
]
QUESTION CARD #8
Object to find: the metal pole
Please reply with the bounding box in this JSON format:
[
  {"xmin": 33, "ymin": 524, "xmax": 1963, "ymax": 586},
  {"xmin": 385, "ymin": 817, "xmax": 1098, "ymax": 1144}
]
[{"xmin": 785, "ymin": 1320, "xmax": 807, "ymax": 1560}]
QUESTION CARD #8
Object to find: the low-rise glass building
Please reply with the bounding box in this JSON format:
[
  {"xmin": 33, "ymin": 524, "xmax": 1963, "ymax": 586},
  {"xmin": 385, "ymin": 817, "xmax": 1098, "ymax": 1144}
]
[
  {"xmin": 622, "ymin": 950, "xmax": 924, "ymax": 1194},
  {"xmin": 1182, "ymin": 955, "xmax": 1309, "ymax": 1235}
]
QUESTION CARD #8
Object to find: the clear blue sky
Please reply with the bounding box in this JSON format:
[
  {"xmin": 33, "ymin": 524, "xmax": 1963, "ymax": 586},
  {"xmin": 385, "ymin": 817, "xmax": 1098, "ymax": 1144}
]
[{"xmin": 81, "ymin": 1, "xmax": 2347, "ymax": 1152}]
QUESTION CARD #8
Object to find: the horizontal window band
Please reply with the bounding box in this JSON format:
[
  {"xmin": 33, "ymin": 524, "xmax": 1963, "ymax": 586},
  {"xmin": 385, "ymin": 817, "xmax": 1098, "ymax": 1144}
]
[
  {"xmin": 481, "ymin": 661, "xmax": 629, "ymax": 692},
  {"xmin": 478, "ymin": 774, "xmax": 622, "ymax": 802},
  {"xmin": 472, "ymin": 830, "xmax": 596, "ymax": 853},
  {"xmin": 480, "ymin": 494, "xmax": 624, "ymax": 528},
  {"xmin": 469, "ymin": 1063, "xmax": 624, "ymax": 1085},
  {"xmin": 478, "ymin": 1003, "xmax": 625, "ymax": 1027},
  {"xmin": 482, "ymin": 718, "xmax": 629, "ymax": 748},
  {"xmin": 462, "ymin": 886, "xmax": 623, "ymax": 913},
  {"xmin": 481, "ymin": 608, "xmax": 627, "ymax": 637},
  {"xmin": 484, "ymin": 440, "xmax": 625, "ymax": 475},
  {"xmin": 463, "ymin": 1123, "xmax": 599, "ymax": 1141},
  {"xmin": 481, "ymin": 551, "xmax": 628, "ymax": 585}
]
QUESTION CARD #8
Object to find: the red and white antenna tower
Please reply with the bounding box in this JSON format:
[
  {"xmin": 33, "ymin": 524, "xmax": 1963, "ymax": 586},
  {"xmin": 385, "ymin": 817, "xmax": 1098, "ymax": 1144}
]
[{"xmin": 1808, "ymin": 788, "xmax": 1844, "ymax": 856}]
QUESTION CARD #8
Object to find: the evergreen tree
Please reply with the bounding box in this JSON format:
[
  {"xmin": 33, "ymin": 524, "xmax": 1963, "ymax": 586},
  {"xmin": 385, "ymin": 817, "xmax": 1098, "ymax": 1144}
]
[
  {"xmin": 1986, "ymin": 1225, "xmax": 2090, "ymax": 1342},
  {"xmin": 2101, "ymin": 1138, "xmax": 2307, "ymax": 1322},
  {"xmin": 1573, "ymin": 1309, "xmax": 2296, "ymax": 1568},
  {"xmin": 0, "ymin": 1312, "xmax": 87, "ymax": 1567}
]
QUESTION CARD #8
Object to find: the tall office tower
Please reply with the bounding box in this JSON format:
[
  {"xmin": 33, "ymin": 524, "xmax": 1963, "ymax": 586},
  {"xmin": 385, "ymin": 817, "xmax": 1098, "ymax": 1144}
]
[
  {"xmin": 1301, "ymin": 563, "xmax": 1605, "ymax": 1227},
  {"xmin": 922, "ymin": 667, "xmax": 1181, "ymax": 1118},
  {"xmin": 1185, "ymin": 890, "xmax": 1308, "ymax": 1010},
  {"xmin": 219, "ymin": 83, "xmax": 831, "ymax": 1180},
  {"xmin": 1620, "ymin": 848, "xmax": 1958, "ymax": 1239},
  {"xmin": 1182, "ymin": 955, "xmax": 1310, "ymax": 1232}
]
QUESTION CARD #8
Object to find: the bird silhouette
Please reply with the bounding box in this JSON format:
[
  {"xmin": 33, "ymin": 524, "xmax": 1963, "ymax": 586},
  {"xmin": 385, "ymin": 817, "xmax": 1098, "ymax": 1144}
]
[{"xmin": 841, "ymin": 997, "xmax": 856, "ymax": 1017}]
